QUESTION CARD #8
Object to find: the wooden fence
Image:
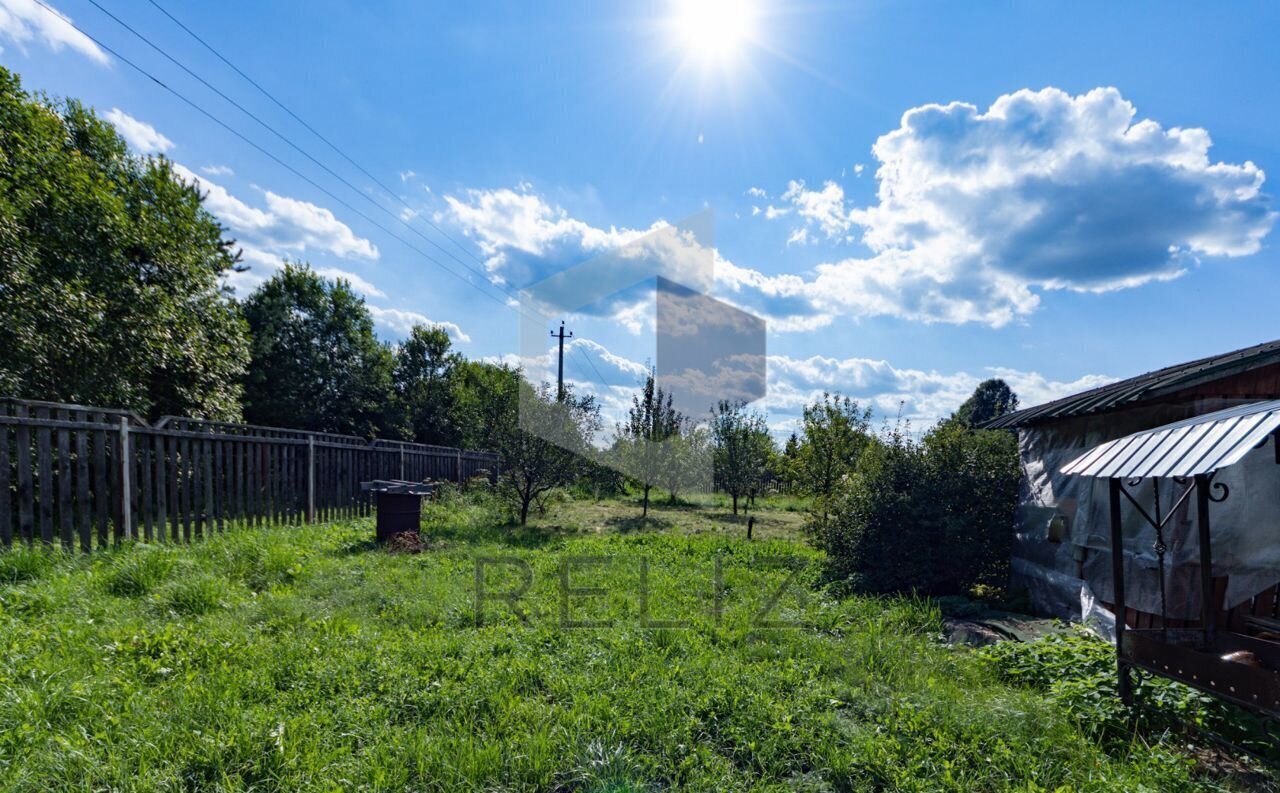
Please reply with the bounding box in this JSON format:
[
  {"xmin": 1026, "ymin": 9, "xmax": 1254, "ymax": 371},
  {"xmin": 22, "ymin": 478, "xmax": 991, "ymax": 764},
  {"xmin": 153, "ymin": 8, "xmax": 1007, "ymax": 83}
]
[{"xmin": 0, "ymin": 398, "xmax": 501, "ymax": 551}]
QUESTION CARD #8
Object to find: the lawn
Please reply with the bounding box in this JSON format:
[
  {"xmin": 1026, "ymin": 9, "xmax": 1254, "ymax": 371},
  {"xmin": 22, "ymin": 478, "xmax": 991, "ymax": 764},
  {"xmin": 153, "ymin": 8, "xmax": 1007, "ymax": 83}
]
[{"xmin": 0, "ymin": 492, "xmax": 1266, "ymax": 791}]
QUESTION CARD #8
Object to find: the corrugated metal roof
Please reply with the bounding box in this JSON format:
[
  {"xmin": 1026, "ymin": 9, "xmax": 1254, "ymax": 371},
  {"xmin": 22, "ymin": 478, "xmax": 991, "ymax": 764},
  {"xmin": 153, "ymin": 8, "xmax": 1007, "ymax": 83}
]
[
  {"xmin": 1062, "ymin": 400, "xmax": 1280, "ymax": 479},
  {"xmin": 983, "ymin": 338, "xmax": 1280, "ymax": 429}
]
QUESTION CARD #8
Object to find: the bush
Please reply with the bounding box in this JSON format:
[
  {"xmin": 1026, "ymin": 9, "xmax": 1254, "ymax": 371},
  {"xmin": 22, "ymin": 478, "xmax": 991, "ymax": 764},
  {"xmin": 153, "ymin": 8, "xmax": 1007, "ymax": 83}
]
[{"xmin": 818, "ymin": 421, "xmax": 1019, "ymax": 596}]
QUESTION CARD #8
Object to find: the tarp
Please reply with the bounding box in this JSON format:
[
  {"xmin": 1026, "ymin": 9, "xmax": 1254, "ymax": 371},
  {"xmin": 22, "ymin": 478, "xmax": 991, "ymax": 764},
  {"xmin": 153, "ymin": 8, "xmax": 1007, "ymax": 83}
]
[{"xmin": 1012, "ymin": 399, "xmax": 1280, "ymax": 626}]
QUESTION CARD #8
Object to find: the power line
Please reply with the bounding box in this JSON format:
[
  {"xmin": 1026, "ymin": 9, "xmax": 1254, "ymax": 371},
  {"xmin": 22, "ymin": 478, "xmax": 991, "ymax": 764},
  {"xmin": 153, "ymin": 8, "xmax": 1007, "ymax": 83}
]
[
  {"xmin": 30, "ymin": 0, "xmax": 510, "ymax": 313},
  {"xmin": 80, "ymin": 0, "xmax": 499, "ymax": 297},
  {"xmin": 34, "ymin": 0, "xmax": 636, "ymax": 394},
  {"xmin": 143, "ymin": 0, "xmax": 486, "ymax": 269}
]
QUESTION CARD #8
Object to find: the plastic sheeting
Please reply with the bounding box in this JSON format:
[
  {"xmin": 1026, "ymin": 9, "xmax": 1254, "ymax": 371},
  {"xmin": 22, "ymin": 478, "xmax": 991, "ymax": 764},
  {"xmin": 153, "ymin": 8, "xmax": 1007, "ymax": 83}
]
[{"xmin": 1011, "ymin": 399, "xmax": 1280, "ymax": 628}]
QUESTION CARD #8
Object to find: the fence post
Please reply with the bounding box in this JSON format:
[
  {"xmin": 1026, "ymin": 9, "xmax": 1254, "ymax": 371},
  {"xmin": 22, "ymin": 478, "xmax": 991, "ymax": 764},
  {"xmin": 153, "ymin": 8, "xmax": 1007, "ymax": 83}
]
[
  {"xmin": 399, "ymin": 445, "xmax": 405, "ymax": 480},
  {"xmin": 117, "ymin": 417, "xmax": 132, "ymax": 541},
  {"xmin": 456, "ymin": 448, "xmax": 463, "ymax": 484},
  {"xmin": 306, "ymin": 435, "xmax": 316, "ymax": 523}
]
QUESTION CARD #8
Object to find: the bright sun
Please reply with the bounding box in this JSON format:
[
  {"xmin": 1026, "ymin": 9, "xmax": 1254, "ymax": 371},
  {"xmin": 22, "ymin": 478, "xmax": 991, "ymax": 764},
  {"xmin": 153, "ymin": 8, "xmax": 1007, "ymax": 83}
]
[{"xmin": 670, "ymin": 0, "xmax": 758, "ymax": 63}]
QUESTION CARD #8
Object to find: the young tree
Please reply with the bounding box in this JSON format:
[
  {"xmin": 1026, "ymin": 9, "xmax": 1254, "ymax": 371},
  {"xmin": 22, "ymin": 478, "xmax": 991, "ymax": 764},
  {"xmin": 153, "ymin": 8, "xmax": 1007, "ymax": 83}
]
[
  {"xmin": 618, "ymin": 370, "xmax": 684, "ymax": 517},
  {"xmin": 0, "ymin": 67, "xmax": 249, "ymax": 418},
  {"xmin": 655, "ymin": 426, "xmax": 713, "ymax": 504},
  {"xmin": 797, "ymin": 392, "xmax": 872, "ymax": 523},
  {"xmin": 241, "ymin": 265, "xmax": 393, "ymax": 436},
  {"xmin": 710, "ymin": 401, "xmax": 773, "ymax": 516},
  {"xmin": 951, "ymin": 378, "xmax": 1019, "ymax": 428},
  {"xmin": 392, "ymin": 324, "xmax": 461, "ymax": 445},
  {"xmin": 498, "ymin": 381, "xmax": 599, "ymax": 525}
]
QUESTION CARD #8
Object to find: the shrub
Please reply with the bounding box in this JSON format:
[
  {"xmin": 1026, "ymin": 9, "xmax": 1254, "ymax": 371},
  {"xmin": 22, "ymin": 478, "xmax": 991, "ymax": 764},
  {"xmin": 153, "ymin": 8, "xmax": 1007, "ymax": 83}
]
[{"xmin": 817, "ymin": 421, "xmax": 1019, "ymax": 596}]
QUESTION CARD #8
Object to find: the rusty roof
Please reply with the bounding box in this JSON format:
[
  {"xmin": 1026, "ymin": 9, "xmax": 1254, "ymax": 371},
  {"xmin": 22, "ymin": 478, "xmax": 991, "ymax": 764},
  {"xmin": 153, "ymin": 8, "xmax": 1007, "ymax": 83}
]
[{"xmin": 983, "ymin": 338, "xmax": 1280, "ymax": 429}]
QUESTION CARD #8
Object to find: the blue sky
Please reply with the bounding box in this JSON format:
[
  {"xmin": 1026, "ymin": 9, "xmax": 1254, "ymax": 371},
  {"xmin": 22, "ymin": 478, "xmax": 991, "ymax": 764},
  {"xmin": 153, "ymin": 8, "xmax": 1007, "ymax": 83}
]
[{"xmin": 4, "ymin": 0, "xmax": 1279, "ymax": 435}]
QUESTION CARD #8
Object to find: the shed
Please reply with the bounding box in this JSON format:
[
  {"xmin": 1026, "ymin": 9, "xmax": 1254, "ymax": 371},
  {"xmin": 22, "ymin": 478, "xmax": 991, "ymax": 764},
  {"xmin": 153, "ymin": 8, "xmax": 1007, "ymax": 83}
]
[
  {"xmin": 1061, "ymin": 401, "xmax": 1280, "ymax": 715},
  {"xmin": 986, "ymin": 338, "xmax": 1280, "ymax": 635}
]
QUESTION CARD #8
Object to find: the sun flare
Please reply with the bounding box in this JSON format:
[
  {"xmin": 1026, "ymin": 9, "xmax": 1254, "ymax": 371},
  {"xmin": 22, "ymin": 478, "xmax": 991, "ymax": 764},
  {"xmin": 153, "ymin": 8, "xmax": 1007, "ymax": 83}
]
[{"xmin": 669, "ymin": 0, "xmax": 759, "ymax": 63}]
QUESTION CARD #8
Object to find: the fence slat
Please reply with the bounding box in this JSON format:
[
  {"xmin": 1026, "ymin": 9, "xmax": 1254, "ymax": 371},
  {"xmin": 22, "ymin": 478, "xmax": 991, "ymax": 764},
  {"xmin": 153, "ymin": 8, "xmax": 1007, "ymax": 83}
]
[
  {"xmin": 94, "ymin": 415, "xmax": 108, "ymax": 547},
  {"xmin": 36, "ymin": 408, "xmax": 53, "ymax": 544},
  {"xmin": 1, "ymin": 424, "xmax": 11, "ymax": 547},
  {"xmin": 141, "ymin": 434, "xmax": 153, "ymax": 542},
  {"xmin": 154, "ymin": 434, "xmax": 167, "ymax": 543},
  {"xmin": 56, "ymin": 411, "xmax": 72, "ymax": 549},
  {"xmin": 75, "ymin": 429, "xmax": 89, "ymax": 551},
  {"xmin": 181, "ymin": 435, "xmax": 192, "ymax": 542}
]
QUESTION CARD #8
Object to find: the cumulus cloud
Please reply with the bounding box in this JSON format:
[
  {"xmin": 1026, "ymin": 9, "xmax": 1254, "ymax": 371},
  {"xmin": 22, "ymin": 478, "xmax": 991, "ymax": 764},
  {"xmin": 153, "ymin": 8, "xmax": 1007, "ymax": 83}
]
[
  {"xmin": 763, "ymin": 354, "xmax": 1115, "ymax": 431},
  {"xmin": 104, "ymin": 109, "xmax": 173, "ymax": 153},
  {"xmin": 173, "ymin": 164, "xmax": 378, "ymax": 262},
  {"xmin": 0, "ymin": 0, "xmax": 107, "ymax": 63},
  {"xmin": 806, "ymin": 87, "xmax": 1275, "ymax": 325},
  {"xmin": 201, "ymin": 164, "xmax": 234, "ymax": 177},
  {"xmin": 444, "ymin": 185, "xmax": 827, "ymax": 333},
  {"xmin": 366, "ymin": 305, "xmax": 470, "ymax": 343}
]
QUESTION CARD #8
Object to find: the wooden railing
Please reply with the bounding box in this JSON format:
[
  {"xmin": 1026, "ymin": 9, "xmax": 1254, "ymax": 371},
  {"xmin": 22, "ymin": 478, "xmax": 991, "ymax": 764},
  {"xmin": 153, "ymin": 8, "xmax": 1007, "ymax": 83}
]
[{"xmin": 0, "ymin": 398, "xmax": 500, "ymax": 551}]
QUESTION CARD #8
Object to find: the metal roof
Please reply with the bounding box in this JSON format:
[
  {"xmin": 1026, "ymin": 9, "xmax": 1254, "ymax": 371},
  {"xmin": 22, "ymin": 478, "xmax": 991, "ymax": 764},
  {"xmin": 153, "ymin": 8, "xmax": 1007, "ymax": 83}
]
[
  {"xmin": 1061, "ymin": 400, "xmax": 1280, "ymax": 479},
  {"xmin": 983, "ymin": 339, "xmax": 1280, "ymax": 429}
]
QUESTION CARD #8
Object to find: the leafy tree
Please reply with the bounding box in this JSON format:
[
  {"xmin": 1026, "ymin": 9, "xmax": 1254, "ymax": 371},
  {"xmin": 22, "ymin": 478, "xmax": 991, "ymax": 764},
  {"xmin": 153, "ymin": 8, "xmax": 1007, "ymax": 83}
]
[
  {"xmin": 617, "ymin": 370, "xmax": 684, "ymax": 517},
  {"xmin": 710, "ymin": 400, "xmax": 773, "ymax": 516},
  {"xmin": 241, "ymin": 264, "xmax": 393, "ymax": 436},
  {"xmin": 498, "ymin": 381, "xmax": 599, "ymax": 525},
  {"xmin": 392, "ymin": 324, "xmax": 461, "ymax": 445},
  {"xmin": 818, "ymin": 420, "xmax": 1020, "ymax": 596},
  {"xmin": 798, "ymin": 392, "xmax": 872, "ymax": 523},
  {"xmin": 655, "ymin": 426, "xmax": 713, "ymax": 504},
  {"xmin": 450, "ymin": 358, "xmax": 521, "ymax": 452},
  {"xmin": 952, "ymin": 378, "xmax": 1019, "ymax": 428},
  {"xmin": 0, "ymin": 67, "xmax": 248, "ymax": 418}
]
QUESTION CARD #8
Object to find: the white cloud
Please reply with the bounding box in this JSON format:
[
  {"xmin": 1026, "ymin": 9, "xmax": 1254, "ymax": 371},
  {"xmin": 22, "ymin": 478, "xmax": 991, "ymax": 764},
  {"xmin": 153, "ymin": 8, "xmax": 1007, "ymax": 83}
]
[
  {"xmin": 746, "ymin": 186, "xmax": 767, "ymax": 198},
  {"xmin": 445, "ymin": 186, "xmax": 828, "ymax": 333},
  {"xmin": 399, "ymin": 170, "xmax": 416, "ymax": 182},
  {"xmin": 173, "ymin": 164, "xmax": 378, "ymax": 262},
  {"xmin": 764, "ymin": 354, "xmax": 1115, "ymax": 429},
  {"xmin": 804, "ymin": 87, "xmax": 1275, "ymax": 326},
  {"xmin": 314, "ymin": 267, "xmax": 385, "ymax": 299},
  {"xmin": 366, "ymin": 305, "xmax": 470, "ymax": 343},
  {"xmin": 201, "ymin": 164, "xmax": 234, "ymax": 177},
  {"xmin": 853, "ymin": 163, "xmax": 865, "ymax": 176},
  {"xmin": 104, "ymin": 108, "xmax": 173, "ymax": 153},
  {"xmin": 782, "ymin": 179, "xmax": 853, "ymax": 239},
  {"xmin": 0, "ymin": 0, "xmax": 107, "ymax": 64}
]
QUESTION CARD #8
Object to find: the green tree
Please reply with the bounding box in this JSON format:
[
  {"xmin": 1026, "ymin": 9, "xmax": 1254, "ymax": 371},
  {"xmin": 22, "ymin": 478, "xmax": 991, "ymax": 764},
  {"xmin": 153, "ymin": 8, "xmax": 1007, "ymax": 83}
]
[
  {"xmin": 798, "ymin": 392, "xmax": 872, "ymax": 523},
  {"xmin": 241, "ymin": 264, "xmax": 393, "ymax": 436},
  {"xmin": 710, "ymin": 400, "xmax": 772, "ymax": 516},
  {"xmin": 617, "ymin": 370, "xmax": 684, "ymax": 517},
  {"xmin": 498, "ymin": 381, "xmax": 599, "ymax": 525},
  {"xmin": 818, "ymin": 420, "xmax": 1020, "ymax": 596},
  {"xmin": 392, "ymin": 324, "xmax": 461, "ymax": 445},
  {"xmin": 952, "ymin": 378, "xmax": 1019, "ymax": 428},
  {"xmin": 450, "ymin": 358, "xmax": 521, "ymax": 452},
  {"xmin": 0, "ymin": 67, "xmax": 248, "ymax": 418}
]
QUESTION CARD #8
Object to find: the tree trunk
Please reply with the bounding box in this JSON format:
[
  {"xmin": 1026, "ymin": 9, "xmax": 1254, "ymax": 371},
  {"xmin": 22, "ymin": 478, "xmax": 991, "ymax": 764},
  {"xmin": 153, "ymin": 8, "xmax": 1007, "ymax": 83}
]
[
  {"xmin": 642, "ymin": 485, "xmax": 650, "ymax": 518},
  {"xmin": 520, "ymin": 498, "xmax": 530, "ymax": 525},
  {"xmin": 732, "ymin": 493, "xmax": 739, "ymax": 515}
]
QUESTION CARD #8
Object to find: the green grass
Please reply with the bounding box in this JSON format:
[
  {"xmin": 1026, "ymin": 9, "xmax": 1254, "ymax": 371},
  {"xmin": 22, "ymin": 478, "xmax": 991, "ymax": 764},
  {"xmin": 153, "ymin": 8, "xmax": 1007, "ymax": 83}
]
[{"xmin": 0, "ymin": 496, "xmax": 1268, "ymax": 791}]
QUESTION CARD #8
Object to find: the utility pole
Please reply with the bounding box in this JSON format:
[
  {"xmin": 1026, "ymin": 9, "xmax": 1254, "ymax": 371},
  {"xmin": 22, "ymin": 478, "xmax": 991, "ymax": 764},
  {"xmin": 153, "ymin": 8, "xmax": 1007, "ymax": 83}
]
[{"xmin": 551, "ymin": 321, "xmax": 572, "ymax": 401}]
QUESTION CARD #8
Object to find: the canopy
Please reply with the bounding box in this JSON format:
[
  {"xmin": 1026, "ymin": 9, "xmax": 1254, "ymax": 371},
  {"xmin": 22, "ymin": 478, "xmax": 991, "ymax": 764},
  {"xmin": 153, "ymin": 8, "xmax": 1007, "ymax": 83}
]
[{"xmin": 1062, "ymin": 399, "xmax": 1280, "ymax": 480}]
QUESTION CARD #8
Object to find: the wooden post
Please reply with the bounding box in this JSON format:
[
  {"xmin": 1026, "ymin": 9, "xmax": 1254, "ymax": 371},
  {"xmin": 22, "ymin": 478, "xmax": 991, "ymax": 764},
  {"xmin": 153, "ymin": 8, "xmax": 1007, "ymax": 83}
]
[
  {"xmin": 1195, "ymin": 474, "xmax": 1216, "ymax": 641},
  {"xmin": 456, "ymin": 448, "xmax": 463, "ymax": 484},
  {"xmin": 1108, "ymin": 477, "xmax": 1131, "ymax": 704},
  {"xmin": 118, "ymin": 417, "xmax": 132, "ymax": 541},
  {"xmin": 306, "ymin": 436, "xmax": 316, "ymax": 523},
  {"xmin": 399, "ymin": 445, "xmax": 406, "ymax": 480}
]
